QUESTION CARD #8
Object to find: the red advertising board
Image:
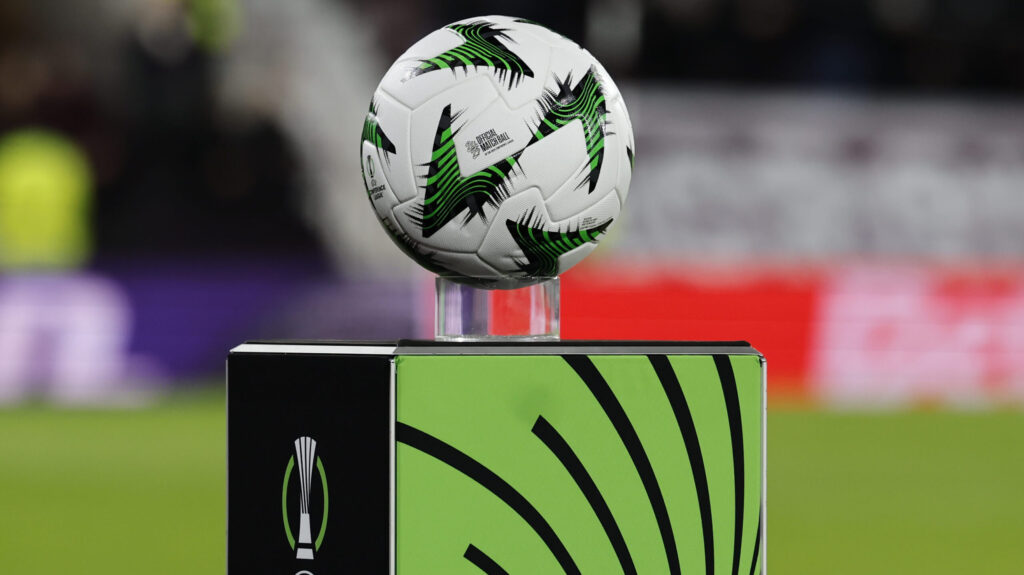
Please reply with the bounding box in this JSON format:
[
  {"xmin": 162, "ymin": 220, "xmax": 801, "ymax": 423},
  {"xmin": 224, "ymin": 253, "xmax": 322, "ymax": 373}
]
[{"xmin": 562, "ymin": 260, "xmax": 1024, "ymax": 405}]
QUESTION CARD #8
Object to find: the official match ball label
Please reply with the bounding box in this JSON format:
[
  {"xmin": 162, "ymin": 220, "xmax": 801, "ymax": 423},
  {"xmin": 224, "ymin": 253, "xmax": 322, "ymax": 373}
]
[{"xmin": 469, "ymin": 128, "xmax": 515, "ymax": 157}]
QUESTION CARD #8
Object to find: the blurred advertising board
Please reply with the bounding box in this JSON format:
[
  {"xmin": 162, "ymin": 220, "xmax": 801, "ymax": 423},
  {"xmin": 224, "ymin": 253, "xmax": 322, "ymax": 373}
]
[
  {"xmin": 0, "ymin": 259, "xmax": 417, "ymax": 403},
  {"xmin": 563, "ymin": 261, "xmax": 1024, "ymax": 407},
  {"xmin": 2, "ymin": 256, "xmax": 1021, "ymax": 408}
]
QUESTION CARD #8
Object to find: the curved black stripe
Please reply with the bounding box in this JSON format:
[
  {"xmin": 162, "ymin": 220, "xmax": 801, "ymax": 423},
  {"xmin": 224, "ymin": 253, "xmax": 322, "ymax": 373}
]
[
  {"xmin": 464, "ymin": 544, "xmax": 509, "ymax": 575},
  {"xmin": 715, "ymin": 354, "xmax": 745, "ymax": 575},
  {"xmin": 562, "ymin": 355, "xmax": 680, "ymax": 575},
  {"xmin": 748, "ymin": 514, "xmax": 762, "ymax": 575},
  {"xmin": 650, "ymin": 354, "xmax": 715, "ymax": 575},
  {"xmin": 532, "ymin": 416, "xmax": 637, "ymax": 575},
  {"xmin": 397, "ymin": 423, "xmax": 580, "ymax": 575}
]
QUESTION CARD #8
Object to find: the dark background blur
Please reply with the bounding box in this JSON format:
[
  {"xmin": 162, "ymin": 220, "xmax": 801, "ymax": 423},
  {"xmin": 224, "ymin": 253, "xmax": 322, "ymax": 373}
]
[{"xmin": 4, "ymin": 0, "xmax": 1022, "ymax": 258}]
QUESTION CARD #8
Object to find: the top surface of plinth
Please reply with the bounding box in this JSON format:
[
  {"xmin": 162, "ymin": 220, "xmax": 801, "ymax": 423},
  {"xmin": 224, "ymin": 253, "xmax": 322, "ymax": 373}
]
[{"xmin": 230, "ymin": 340, "xmax": 761, "ymax": 357}]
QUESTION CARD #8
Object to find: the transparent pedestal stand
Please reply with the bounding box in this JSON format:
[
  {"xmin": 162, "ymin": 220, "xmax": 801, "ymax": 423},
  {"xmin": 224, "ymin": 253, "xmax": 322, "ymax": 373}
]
[{"xmin": 435, "ymin": 277, "xmax": 559, "ymax": 341}]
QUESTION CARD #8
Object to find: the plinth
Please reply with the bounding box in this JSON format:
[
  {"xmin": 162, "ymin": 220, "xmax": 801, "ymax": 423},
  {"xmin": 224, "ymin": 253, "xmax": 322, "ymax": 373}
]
[{"xmin": 227, "ymin": 340, "xmax": 765, "ymax": 573}]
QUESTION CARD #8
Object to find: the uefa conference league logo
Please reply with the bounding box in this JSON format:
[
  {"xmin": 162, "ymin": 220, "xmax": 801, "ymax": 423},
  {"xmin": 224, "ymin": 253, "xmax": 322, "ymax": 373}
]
[{"xmin": 282, "ymin": 436, "xmax": 329, "ymax": 561}]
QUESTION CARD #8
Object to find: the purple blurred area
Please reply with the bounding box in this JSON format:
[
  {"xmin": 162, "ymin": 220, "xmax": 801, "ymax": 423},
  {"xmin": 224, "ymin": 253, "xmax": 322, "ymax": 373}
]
[
  {"xmin": 95, "ymin": 257, "xmax": 417, "ymax": 374},
  {"xmin": 0, "ymin": 258, "xmax": 418, "ymax": 402},
  {"xmin": 0, "ymin": 0, "xmax": 1022, "ymax": 404}
]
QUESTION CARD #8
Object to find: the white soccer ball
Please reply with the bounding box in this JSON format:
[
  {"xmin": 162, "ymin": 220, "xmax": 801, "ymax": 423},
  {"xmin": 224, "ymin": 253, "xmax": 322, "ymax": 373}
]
[{"xmin": 360, "ymin": 15, "xmax": 634, "ymax": 289}]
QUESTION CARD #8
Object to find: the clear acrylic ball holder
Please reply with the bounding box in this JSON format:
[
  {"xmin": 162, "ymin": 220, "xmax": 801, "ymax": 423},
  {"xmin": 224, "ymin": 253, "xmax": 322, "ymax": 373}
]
[{"xmin": 435, "ymin": 277, "xmax": 559, "ymax": 341}]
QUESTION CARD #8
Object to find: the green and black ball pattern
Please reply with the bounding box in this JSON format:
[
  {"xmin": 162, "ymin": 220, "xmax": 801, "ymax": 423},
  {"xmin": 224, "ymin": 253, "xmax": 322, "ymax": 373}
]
[
  {"xmin": 367, "ymin": 21, "xmax": 630, "ymax": 285},
  {"xmin": 412, "ymin": 105, "xmax": 521, "ymax": 238},
  {"xmin": 361, "ymin": 99, "xmax": 396, "ymax": 164},
  {"xmin": 411, "ymin": 21, "xmax": 535, "ymax": 89},
  {"xmin": 507, "ymin": 208, "xmax": 612, "ymax": 278},
  {"xmin": 528, "ymin": 68, "xmax": 609, "ymax": 193}
]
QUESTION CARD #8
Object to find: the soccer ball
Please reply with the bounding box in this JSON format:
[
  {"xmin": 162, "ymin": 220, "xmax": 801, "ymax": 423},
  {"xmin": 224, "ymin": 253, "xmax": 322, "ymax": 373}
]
[{"xmin": 360, "ymin": 15, "xmax": 634, "ymax": 289}]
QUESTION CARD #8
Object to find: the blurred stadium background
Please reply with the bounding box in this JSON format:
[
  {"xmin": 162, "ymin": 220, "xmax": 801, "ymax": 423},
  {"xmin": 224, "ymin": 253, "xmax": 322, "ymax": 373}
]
[{"xmin": 1, "ymin": 0, "xmax": 1022, "ymax": 572}]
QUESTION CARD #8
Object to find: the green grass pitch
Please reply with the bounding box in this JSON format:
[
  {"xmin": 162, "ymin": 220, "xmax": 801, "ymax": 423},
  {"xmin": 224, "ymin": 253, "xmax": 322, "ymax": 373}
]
[{"xmin": 1, "ymin": 389, "xmax": 1021, "ymax": 574}]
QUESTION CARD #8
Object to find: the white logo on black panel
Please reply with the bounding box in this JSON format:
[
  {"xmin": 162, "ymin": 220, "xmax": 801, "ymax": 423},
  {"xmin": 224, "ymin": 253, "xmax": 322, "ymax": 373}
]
[{"xmin": 282, "ymin": 436, "xmax": 329, "ymax": 561}]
